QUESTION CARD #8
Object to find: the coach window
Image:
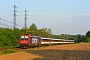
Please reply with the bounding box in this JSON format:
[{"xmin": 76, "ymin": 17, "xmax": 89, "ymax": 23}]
[
  {"xmin": 60, "ymin": 40, "xmax": 64, "ymax": 42},
  {"xmin": 43, "ymin": 39, "xmax": 50, "ymax": 42},
  {"xmin": 54, "ymin": 40, "xmax": 59, "ymax": 42}
]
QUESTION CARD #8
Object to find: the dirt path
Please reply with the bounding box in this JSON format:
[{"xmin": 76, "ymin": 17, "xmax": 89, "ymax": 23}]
[
  {"xmin": 0, "ymin": 52, "xmax": 42, "ymax": 60},
  {"xmin": 0, "ymin": 43, "xmax": 90, "ymax": 60}
]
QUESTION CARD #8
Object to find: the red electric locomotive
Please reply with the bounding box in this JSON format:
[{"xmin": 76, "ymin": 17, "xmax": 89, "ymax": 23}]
[{"xmin": 19, "ymin": 34, "xmax": 41, "ymax": 48}]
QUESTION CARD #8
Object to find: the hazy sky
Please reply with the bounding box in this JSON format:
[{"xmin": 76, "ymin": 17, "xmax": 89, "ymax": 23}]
[{"xmin": 0, "ymin": 0, "xmax": 90, "ymax": 35}]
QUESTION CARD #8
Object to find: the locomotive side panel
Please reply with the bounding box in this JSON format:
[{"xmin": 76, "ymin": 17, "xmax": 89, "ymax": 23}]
[{"xmin": 30, "ymin": 36, "xmax": 41, "ymax": 47}]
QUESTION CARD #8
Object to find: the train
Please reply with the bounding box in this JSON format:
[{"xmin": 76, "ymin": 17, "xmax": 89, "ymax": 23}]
[{"xmin": 19, "ymin": 34, "xmax": 74, "ymax": 48}]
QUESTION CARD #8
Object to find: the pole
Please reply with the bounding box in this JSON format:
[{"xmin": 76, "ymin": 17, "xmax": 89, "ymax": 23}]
[
  {"xmin": 24, "ymin": 9, "xmax": 28, "ymax": 34},
  {"xmin": 13, "ymin": 5, "xmax": 17, "ymax": 30}
]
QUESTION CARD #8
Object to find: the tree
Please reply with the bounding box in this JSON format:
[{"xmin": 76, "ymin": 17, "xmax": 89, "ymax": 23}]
[
  {"xmin": 86, "ymin": 30, "xmax": 90, "ymax": 42},
  {"xmin": 86, "ymin": 30, "xmax": 90, "ymax": 37},
  {"xmin": 39, "ymin": 28, "xmax": 47, "ymax": 37},
  {"xmin": 47, "ymin": 28, "xmax": 53, "ymax": 38},
  {"xmin": 28, "ymin": 23, "xmax": 38, "ymax": 36}
]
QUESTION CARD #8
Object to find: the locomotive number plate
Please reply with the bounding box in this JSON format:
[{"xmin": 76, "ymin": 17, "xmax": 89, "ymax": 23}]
[{"xmin": 32, "ymin": 38, "xmax": 38, "ymax": 43}]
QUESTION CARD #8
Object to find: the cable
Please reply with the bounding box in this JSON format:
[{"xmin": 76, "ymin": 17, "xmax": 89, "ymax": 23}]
[
  {"xmin": 0, "ymin": 18, "xmax": 24, "ymax": 28},
  {"xmin": 27, "ymin": 7, "xmax": 90, "ymax": 12},
  {"xmin": 0, "ymin": 22, "xmax": 13, "ymax": 28},
  {"xmin": 28, "ymin": 11, "xmax": 90, "ymax": 16},
  {"xmin": 17, "ymin": 2, "xmax": 90, "ymax": 8}
]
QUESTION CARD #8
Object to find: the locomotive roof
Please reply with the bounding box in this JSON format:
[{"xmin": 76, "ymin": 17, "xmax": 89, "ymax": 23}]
[
  {"xmin": 31, "ymin": 36, "xmax": 41, "ymax": 37},
  {"xmin": 53, "ymin": 39, "xmax": 64, "ymax": 40},
  {"xmin": 41, "ymin": 38, "xmax": 52, "ymax": 39},
  {"xmin": 21, "ymin": 34, "xmax": 31, "ymax": 36}
]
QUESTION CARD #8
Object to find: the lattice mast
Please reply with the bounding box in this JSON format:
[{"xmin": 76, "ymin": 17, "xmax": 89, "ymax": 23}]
[{"xmin": 13, "ymin": 5, "xmax": 17, "ymax": 29}]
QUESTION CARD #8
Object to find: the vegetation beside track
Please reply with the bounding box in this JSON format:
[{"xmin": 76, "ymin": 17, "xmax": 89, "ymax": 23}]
[
  {"xmin": 0, "ymin": 23, "xmax": 90, "ymax": 48},
  {"xmin": 0, "ymin": 49, "xmax": 16, "ymax": 56}
]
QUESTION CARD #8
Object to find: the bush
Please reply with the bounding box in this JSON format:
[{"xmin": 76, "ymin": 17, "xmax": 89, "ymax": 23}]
[
  {"xmin": 49, "ymin": 43, "xmax": 53, "ymax": 46},
  {"xmin": 4, "ymin": 49, "xmax": 16, "ymax": 54}
]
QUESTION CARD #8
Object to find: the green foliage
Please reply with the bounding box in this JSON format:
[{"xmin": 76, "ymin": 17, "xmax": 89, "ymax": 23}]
[
  {"xmin": 86, "ymin": 30, "xmax": 90, "ymax": 42},
  {"xmin": 38, "ymin": 28, "xmax": 53, "ymax": 38},
  {"xmin": 4, "ymin": 49, "xmax": 16, "ymax": 54},
  {"xmin": 0, "ymin": 23, "xmax": 88, "ymax": 48},
  {"xmin": 53, "ymin": 34, "xmax": 86, "ymax": 43},
  {"xmin": 49, "ymin": 43, "xmax": 53, "ymax": 46},
  {"xmin": 53, "ymin": 35, "xmax": 60, "ymax": 39},
  {"xmin": 39, "ymin": 28, "xmax": 48, "ymax": 37},
  {"xmin": 0, "ymin": 23, "xmax": 53, "ymax": 47},
  {"xmin": 28, "ymin": 23, "xmax": 39, "ymax": 36},
  {"xmin": 0, "ymin": 28, "xmax": 24, "ymax": 47},
  {"xmin": 28, "ymin": 23, "xmax": 53, "ymax": 38},
  {"xmin": 86, "ymin": 30, "xmax": 90, "ymax": 37}
]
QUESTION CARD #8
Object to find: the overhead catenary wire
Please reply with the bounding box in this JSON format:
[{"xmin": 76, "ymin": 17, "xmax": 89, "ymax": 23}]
[
  {"xmin": 0, "ymin": 3, "xmax": 90, "ymax": 29},
  {"xmin": 0, "ymin": 22, "xmax": 13, "ymax": 28},
  {"xmin": 27, "ymin": 11, "xmax": 90, "ymax": 16},
  {"xmin": 16, "ymin": 1, "xmax": 90, "ymax": 8},
  {"xmin": 1, "ymin": 6, "xmax": 90, "ymax": 13},
  {"xmin": 0, "ymin": 18, "xmax": 24, "ymax": 28},
  {"xmin": 0, "ymin": 5, "xmax": 90, "ymax": 17},
  {"xmin": 0, "ymin": 1, "xmax": 89, "ymax": 9},
  {"xmin": 27, "ymin": 7, "xmax": 90, "ymax": 12}
]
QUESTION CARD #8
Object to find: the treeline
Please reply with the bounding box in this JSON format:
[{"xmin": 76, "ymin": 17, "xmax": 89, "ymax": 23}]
[
  {"xmin": 0, "ymin": 23, "xmax": 53, "ymax": 47},
  {"xmin": 28, "ymin": 23, "xmax": 87, "ymax": 43},
  {"xmin": 0, "ymin": 28, "xmax": 24, "ymax": 47},
  {"xmin": 0, "ymin": 23, "xmax": 89, "ymax": 47},
  {"xmin": 86, "ymin": 30, "xmax": 90, "ymax": 42},
  {"xmin": 53, "ymin": 34, "xmax": 86, "ymax": 43}
]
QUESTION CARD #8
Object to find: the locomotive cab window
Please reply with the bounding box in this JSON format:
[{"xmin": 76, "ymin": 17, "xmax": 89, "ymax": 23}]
[
  {"xmin": 20, "ymin": 36, "xmax": 28, "ymax": 40},
  {"xmin": 24, "ymin": 36, "xmax": 28, "ymax": 40}
]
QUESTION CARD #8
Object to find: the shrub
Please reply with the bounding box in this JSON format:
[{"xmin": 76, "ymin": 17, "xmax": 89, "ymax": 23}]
[
  {"xmin": 4, "ymin": 49, "xmax": 16, "ymax": 54},
  {"xmin": 49, "ymin": 43, "xmax": 53, "ymax": 46}
]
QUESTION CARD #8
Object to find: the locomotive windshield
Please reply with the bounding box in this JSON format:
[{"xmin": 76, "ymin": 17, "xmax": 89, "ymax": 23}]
[{"xmin": 20, "ymin": 36, "xmax": 28, "ymax": 40}]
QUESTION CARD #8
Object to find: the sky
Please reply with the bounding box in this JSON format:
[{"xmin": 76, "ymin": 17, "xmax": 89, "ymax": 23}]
[{"xmin": 0, "ymin": 0, "xmax": 90, "ymax": 35}]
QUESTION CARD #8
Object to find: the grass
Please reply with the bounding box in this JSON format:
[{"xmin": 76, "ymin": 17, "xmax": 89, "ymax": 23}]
[
  {"xmin": 29, "ymin": 46, "xmax": 44, "ymax": 50},
  {"xmin": 4, "ymin": 49, "xmax": 16, "ymax": 54},
  {"xmin": 79, "ymin": 42, "xmax": 90, "ymax": 44},
  {"xmin": 0, "ymin": 49, "xmax": 16, "ymax": 56},
  {"xmin": 0, "ymin": 46, "xmax": 17, "ymax": 49}
]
